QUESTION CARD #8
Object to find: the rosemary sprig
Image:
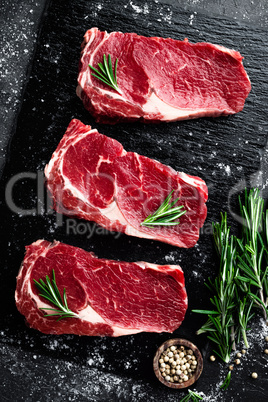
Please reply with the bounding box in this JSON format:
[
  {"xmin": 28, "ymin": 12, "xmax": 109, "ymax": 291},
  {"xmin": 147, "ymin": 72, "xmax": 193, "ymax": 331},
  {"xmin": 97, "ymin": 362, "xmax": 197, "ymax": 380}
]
[
  {"xmin": 33, "ymin": 269, "xmax": 79, "ymax": 321},
  {"xmin": 140, "ymin": 190, "xmax": 186, "ymax": 227},
  {"xmin": 179, "ymin": 390, "xmax": 203, "ymax": 402},
  {"xmin": 237, "ymin": 188, "xmax": 268, "ymax": 320},
  {"xmin": 193, "ymin": 213, "xmax": 239, "ymax": 363},
  {"xmin": 88, "ymin": 54, "xmax": 122, "ymax": 94},
  {"xmin": 193, "ymin": 212, "xmax": 254, "ymax": 362},
  {"xmin": 220, "ymin": 370, "xmax": 232, "ymax": 391},
  {"xmin": 193, "ymin": 188, "xmax": 268, "ymax": 367}
]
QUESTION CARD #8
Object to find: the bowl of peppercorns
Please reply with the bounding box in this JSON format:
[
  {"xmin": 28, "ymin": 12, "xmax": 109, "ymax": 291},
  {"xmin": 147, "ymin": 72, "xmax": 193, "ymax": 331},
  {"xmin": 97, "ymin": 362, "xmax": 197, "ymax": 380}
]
[{"xmin": 153, "ymin": 338, "xmax": 203, "ymax": 389}]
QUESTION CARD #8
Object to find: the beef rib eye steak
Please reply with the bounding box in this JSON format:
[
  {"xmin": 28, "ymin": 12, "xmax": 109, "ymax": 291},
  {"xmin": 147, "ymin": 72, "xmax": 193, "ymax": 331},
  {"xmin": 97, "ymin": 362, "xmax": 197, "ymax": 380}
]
[
  {"xmin": 45, "ymin": 119, "xmax": 208, "ymax": 248},
  {"xmin": 77, "ymin": 27, "xmax": 251, "ymax": 124},
  {"xmin": 15, "ymin": 240, "xmax": 188, "ymax": 336}
]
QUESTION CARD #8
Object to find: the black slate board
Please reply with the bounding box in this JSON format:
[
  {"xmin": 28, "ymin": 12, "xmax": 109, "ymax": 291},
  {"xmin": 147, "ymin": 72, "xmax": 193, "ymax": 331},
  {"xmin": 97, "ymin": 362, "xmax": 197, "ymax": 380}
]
[{"xmin": 1, "ymin": 0, "xmax": 268, "ymax": 401}]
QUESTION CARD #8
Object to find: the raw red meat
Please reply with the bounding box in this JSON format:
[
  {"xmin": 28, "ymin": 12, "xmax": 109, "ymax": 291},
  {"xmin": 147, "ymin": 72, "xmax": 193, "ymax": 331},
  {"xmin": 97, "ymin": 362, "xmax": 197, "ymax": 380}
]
[
  {"xmin": 77, "ymin": 27, "xmax": 251, "ymax": 124},
  {"xmin": 15, "ymin": 240, "xmax": 187, "ymax": 336},
  {"xmin": 45, "ymin": 119, "xmax": 208, "ymax": 248}
]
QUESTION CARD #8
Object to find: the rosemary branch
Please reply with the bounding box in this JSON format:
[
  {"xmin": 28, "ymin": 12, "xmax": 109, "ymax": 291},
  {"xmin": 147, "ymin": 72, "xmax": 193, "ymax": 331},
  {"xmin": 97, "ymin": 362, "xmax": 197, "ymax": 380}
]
[
  {"xmin": 33, "ymin": 269, "xmax": 79, "ymax": 321},
  {"xmin": 89, "ymin": 54, "xmax": 122, "ymax": 94},
  {"xmin": 179, "ymin": 390, "xmax": 203, "ymax": 402},
  {"xmin": 193, "ymin": 213, "xmax": 239, "ymax": 363},
  {"xmin": 140, "ymin": 190, "xmax": 186, "ymax": 227},
  {"xmin": 193, "ymin": 188, "xmax": 268, "ymax": 367},
  {"xmin": 237, "ymin": 188, "xmax": 268, "ymax": 320}
]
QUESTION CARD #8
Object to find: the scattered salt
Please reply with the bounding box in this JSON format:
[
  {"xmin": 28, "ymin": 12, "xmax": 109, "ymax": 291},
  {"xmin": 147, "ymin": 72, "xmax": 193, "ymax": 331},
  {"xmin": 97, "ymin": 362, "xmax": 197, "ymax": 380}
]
[
  {"xmin": 189, "ymin": 12, "xmax": 197, "ymax": 26},
  {"xmin": 164, "ymin": 252, "xmax": 176, "ymax": 262},
  {"xmin": 189, "ymin": 14, "xmax": 194, "ymax": 25},
  {"xmin": 129, "ymin": 1, "xmax": 143, "ymax": 14},
  {"xmin": 217, "ymin": 163, "xmax": 231, "ymax": 176}
]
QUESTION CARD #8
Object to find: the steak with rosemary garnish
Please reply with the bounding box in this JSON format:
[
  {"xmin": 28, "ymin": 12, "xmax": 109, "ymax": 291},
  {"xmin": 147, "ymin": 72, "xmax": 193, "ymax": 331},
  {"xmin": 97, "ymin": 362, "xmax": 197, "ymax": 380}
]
[
  {"xmin": 15, "ymin": 240, "xmax": 187, "ymax": 336},
  {"xmin": 77, "ymin": 27, "xmax": 251, "ymax": 124},
  {"xmin": 45, "ymin": 119, "xmax": 208, "ymax": 248}
]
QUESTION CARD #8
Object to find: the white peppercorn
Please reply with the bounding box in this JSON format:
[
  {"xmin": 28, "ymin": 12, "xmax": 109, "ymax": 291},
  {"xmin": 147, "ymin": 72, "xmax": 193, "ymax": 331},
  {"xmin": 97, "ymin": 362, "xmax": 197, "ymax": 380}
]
[
  {"xmin": 210, "ymin": 355, "xmax": 216, "ymax": 362},
  {"xmin": 186, "ymin": 355, "xmax": 192, "ymax": 361}
]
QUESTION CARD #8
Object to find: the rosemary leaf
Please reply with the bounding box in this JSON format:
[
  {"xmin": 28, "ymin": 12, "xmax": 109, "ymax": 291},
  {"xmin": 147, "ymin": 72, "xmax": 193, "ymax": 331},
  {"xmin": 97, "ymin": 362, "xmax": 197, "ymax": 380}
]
[
  {"xmin": 192, "ymin": 310, "xmax": 219, "ymax": 315},
  {"xmin": 220, "ymin": 371, "xmax": 232, "ymax": 391}
]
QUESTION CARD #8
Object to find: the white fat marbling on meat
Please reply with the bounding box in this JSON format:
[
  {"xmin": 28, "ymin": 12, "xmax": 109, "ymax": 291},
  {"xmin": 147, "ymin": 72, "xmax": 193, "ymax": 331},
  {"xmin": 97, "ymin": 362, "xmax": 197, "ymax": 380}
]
[
  {"xmin": 45, "ymin": 130, "xmax": 159, "ymax": 240},
  {"xmin": 79, "ymin": 305, "xmax": 143, "ymax": 337},
  {"xmin": 142, "ymin": 92, "xmax": 225, "ymax": 121}
]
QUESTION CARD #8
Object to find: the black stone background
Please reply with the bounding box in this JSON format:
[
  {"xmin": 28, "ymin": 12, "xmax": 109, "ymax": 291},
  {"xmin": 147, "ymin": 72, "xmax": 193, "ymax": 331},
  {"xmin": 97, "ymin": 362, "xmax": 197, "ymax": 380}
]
[{"xmin": 1, "ymin": 0, "xmax": 268, "ymax": 401}]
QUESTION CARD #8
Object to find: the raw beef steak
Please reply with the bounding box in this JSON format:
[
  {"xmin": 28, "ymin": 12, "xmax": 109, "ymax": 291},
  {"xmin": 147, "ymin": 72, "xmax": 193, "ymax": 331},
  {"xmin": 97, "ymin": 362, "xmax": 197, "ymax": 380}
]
[
  {"xmin": 15, "ymin": 240, "xmax": 188, "ymax": 336},
  {"xmin": 77, "ymin": 27, "xmax": 251, "ymax": 124},
  {"xmin": 45, "ymin": 119, "xmax": 208, "ymax": 248}
]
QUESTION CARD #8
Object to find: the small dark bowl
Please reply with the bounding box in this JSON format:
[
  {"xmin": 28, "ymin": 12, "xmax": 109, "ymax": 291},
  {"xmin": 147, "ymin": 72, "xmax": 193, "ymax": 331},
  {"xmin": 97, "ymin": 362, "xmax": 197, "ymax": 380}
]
[{"xmin": 153, "ymin": 338, "xmax": 203, "ymax": 389}]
